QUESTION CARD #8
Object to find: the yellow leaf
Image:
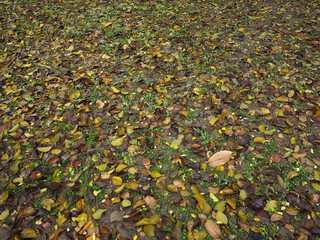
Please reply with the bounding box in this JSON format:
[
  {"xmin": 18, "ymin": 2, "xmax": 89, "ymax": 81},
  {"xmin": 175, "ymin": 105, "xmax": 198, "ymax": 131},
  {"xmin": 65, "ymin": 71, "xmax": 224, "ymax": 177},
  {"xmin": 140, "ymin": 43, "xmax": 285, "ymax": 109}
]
[
  {"xmin": 37, "ymin": 146, "xmax": 52, "ymax": 152},
  {"xmin": 97, "ymin": 163, "xmax": 107, "ymax": 171},
  {"xmin": 276, "ymin": 97, "xmax": 288, "ymax": 102},
  {"xmin": 21, "ymin": 228, "xmax": 38, "ymax": 239},
  {"xmin": 12, "ymin": 149, "xmax": 21, "ymax": 160},
  {"xmin": 216, "ymin": 211, "xmax": 228, "ymax": 224},
  {"xmin": 194, "ymin": 193, "xmax": 206, "ymax": 210},
  {"xmin": 125, "ymin": 181, "xmax": 139, "ymax": 190},
  {"xmin": 253, "ymin": 137, "xmax": 265, "ymax": 143},
  {"xmin": 92, "ymin": 209, "xmax": 107, "ymax": 220},
  {"xmin": 149, "ymin": 171, "xmax": 162, "ymax": 178},
  {"xmin": 102, "ymin": 54, "xmax": 111, "ymax": 59},
  {"xmin": 111, "ymin": 86, "xmax": 120, "ymax": 93},
  {"xmin": 9, "ymin": 124, "xmax": 20, "ymax": 132},
  {"xmin": 112, "ymin": 176, "xmax": 123, "ymax": 186},
  {"xmin": 209, "ymin": 117, "xmax": 219, "ymax": 126},
  {"xmin": 0, "ymin": 209, "xmax": 9, "ymax": 221},
  {"xmin": 116, "ymin": 164, "xmax": 127, "ymax": 172},
  {"xmin": 170, "ymin": 139, "xmax": 182, "ymax": 149},
  {"xmin": 1, "ymin": 153, "xmax": 9, "ymax": 160},
  {"xmin": 136, "ymin": 214, "xmax": 161, "ymax": 226},
  {"xmin": 122, "ymin": 199, "xmax": 131, "ymax": 207},
  {"xmin": 264, "ymin": 200, "xmax": 277, "ymax": 212},
  {"xmin": 114, "ymin": 184, "xmax": 125, "ymax": 193},
  {"xmin": 312, "ymin": 183, "xmax": 320, "ymax": 192},
  {"xmin": 66, "ymin": 45, "xmax": 74, "ymax": 51},
  {"xmin": 111, "ymin": 137, "xmax": 124, "ymax": 146},
  {"xmin": 239, "ymin": 189, "xmax": 247, "ymax": 200},
  {"xmin": 256, "ymin": 107, "xmax": 270, "ymax": 115},
  {"xmin": 0, "ymin": 191, "xmax": 9, "ymax": 205},
  {"xmin": 193, "ymin": 87, "xmax": 200, "ymax": 95},
  {"xmin": 56, "ymin": 212, "xmax": 67, "ymax": 226},
  {"xmin": 288, "ymin": 171, "xmax": 299, "ymax": 179},
  {"xmin": 102, "ymin": 22, "xmax": 112, "ymax": 27},
  {"xmin": 51, "ymin": 149, "xmax": 62, "ymax": 155}
]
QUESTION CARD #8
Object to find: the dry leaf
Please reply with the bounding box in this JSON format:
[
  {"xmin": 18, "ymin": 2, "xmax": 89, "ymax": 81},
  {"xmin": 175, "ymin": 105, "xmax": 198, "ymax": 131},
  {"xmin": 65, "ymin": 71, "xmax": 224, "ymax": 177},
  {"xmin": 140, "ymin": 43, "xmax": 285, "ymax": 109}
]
[
  {"xmin": 145, "ymin": 196, "xmax": 157, "ymax": 209},
  {"xmin": 205, "ymin": 220, "xmax": 221, "ymax": 238},
  {"xmin": 207, "ymin": 151, "xmax": 232, "ymax": 167}
]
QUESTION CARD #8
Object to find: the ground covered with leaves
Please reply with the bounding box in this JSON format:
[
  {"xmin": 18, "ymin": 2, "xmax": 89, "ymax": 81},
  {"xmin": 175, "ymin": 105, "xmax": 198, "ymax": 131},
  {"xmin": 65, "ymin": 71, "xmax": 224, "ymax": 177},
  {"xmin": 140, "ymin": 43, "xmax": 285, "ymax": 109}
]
[{"xmin": 0, "ymin": 0, "xmax": 320, "ymax": 239}]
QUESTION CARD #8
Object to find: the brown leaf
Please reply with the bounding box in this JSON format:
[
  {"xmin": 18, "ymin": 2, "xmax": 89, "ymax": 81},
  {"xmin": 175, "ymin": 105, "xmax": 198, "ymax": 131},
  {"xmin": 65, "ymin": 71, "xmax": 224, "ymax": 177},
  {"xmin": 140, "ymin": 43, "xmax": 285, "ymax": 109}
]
[
  {"xmin": 145, "ymin": 196, "xmax": 157, "ymax": 209},
  {"xmin": 204, "ymin": 220, "xmax": 221, "ymax": 238},
  {"xmin": 207, "ymin": 151, "xmax": 232, "ymax": 167}
]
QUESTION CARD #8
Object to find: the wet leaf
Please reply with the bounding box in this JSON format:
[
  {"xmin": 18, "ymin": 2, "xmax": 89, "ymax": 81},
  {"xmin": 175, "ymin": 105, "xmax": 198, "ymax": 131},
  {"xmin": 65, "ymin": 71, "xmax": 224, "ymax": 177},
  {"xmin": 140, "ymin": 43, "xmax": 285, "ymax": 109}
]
[
  {"xmin": 207, "ymin": 150, "xmax": 232, "ymax": 167},
  {"xmin": 205, "ymin": 220, "xmax": 221, "ymax": 238}
]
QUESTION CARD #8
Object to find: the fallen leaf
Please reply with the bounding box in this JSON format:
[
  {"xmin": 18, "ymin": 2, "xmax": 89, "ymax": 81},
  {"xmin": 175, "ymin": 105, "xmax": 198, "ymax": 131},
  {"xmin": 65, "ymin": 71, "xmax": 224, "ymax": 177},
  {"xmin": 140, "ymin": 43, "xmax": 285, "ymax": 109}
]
[
  {"xmin": 21, "ymin": 228, "xmax": 38, "ymax": 239},
  {"xmin": 145, "ymin": 196, "xmax": 157, "ymax": 208},
  {"xmin": 37, "ymin": 146, "xmax": 52, "ymax": 152},
  {"xmin": 208, "ymin": 151, "xmax": 232, "ymax": 167},
  {"xmin": 216, "ymin": 211, "xmax": 228, "ymax": 224},
  {"xmin": 112, "ymin": 176, "xmax": 123, "ymax": 186},
  {"xmin": 111, "ymin": 137, "xmax": 124, "ymax": 147},
  {"xmin": 205, "ymin": 220, "xmax": 221, "ymax": 238}
]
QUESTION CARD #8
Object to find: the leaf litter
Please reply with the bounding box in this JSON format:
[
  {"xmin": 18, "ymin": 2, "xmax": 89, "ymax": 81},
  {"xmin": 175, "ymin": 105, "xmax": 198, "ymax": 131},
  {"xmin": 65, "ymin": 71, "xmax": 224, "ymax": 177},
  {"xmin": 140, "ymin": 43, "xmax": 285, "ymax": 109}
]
[{"xmin": 0, "ymin": 0, "xmax": 320, "ymax": 239}]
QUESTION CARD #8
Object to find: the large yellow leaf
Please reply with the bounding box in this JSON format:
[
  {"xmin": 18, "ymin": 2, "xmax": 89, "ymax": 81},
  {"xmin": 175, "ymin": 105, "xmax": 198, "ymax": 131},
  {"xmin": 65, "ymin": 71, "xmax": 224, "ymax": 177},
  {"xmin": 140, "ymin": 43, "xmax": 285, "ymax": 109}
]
[
  {"xmin": 92, "ymin": 209, "xmax": 107, "ymax": 220},
  {"xmin": 111, "ymin": 137, "xmax": 124, "ymax": 147},
  {"xmin": 37, "ymin": 146, "xmax": 52, "ymax": 152},
  {"xmin": 194, "ymin": 193, "xmax": 206, "ymax": 211},
  {"xmin": 216, "ymin": 211, "xmax": 228, "ymax": 224},
  {"xmin": 112, "ymin": 176, "xmax": 123, "ymax": 186}
]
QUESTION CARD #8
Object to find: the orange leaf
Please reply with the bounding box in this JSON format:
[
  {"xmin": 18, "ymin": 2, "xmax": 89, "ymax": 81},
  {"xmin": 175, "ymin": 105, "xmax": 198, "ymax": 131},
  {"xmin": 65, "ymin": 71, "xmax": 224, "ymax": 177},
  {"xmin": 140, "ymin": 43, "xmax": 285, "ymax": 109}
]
[{"xmin": 49, "ymin": 229, "xmax": 64, "ymax": 240}]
